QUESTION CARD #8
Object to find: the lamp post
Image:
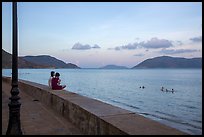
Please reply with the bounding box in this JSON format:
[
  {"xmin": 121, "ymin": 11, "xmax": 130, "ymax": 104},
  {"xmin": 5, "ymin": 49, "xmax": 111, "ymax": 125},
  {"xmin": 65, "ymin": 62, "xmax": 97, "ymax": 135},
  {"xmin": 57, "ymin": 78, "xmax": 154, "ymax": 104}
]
[{"xmin": 6, "ymin": 2, "xmax": 22, "ymax": 135}]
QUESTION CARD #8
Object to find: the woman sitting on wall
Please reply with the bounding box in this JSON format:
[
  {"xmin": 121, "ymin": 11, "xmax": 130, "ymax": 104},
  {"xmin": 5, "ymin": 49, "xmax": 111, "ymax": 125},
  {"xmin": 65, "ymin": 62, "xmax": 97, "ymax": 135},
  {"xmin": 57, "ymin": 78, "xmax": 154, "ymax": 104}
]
[{"xmin": 52, "ymin": 72, "xmax": 66, "ymax": 90}]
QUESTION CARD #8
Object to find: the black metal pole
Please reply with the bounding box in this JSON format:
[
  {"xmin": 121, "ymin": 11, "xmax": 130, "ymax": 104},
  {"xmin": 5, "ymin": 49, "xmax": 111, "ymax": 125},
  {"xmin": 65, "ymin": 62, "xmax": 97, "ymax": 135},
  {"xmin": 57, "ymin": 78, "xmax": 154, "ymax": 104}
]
[{"xmin": 6, "ymin": 2, "xmax": 22, "ymax": 135}]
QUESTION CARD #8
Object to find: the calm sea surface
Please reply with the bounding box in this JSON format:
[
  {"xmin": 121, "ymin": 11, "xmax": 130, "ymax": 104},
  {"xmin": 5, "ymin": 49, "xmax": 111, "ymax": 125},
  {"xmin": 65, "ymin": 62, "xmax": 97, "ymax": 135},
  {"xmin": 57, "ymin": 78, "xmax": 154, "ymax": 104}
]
[{"xmin": 2, "ymin": 68, "xmax": 202, "ymax": 135}]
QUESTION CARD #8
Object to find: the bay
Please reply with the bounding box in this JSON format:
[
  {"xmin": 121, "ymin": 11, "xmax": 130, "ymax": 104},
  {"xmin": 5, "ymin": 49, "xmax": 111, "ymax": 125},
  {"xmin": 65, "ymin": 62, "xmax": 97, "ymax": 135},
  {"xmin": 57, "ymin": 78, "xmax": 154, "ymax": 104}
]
[{"xmin": 2, "ymin": 68, "xmax": 202, "ymax": 135}]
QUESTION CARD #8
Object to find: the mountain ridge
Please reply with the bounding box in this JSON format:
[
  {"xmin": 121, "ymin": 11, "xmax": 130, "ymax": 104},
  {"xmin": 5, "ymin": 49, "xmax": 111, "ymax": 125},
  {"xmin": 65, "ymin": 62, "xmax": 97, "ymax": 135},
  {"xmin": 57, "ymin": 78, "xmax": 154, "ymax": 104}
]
[
  {"xmin": 132, "ymin": 56, "xmax": 202, "ymax": 68},
  {"xmin": 3, "ymin": 49, "xmax": 202, "ymax": 69},
  {"xmin": 2, "ymin": 49, "xmax": 80, "ymax": 69}
]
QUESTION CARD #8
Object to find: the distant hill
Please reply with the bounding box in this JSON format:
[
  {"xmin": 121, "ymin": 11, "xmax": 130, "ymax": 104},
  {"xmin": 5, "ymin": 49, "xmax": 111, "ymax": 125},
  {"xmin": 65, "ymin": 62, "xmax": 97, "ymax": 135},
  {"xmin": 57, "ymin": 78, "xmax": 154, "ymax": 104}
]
[
  {"xmin": 2, "ymin": 49, "xmax": 12, "ymax": 68},
  {"xmin": 2, "ymin": 49, "xmax": 49, "ymax": 68},
  {"xmin": 100, "ymin": 64, "xmax": 128, "ymax": 69},
  {"xmin": 22, "ymin": 55, "xmax": 80, "ymax": 69},
  {"xmin": 132, "ymin": 56, "xmax": 202, "ymax": 69},
  {"xmin": 2, "ymin": 49, "xmax": 80, "ymax": 69}
]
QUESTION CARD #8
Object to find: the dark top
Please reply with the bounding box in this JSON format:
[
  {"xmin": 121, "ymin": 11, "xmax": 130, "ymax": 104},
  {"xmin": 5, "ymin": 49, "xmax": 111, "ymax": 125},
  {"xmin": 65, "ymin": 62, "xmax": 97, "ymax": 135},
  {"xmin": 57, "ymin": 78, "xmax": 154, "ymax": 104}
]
[{"xmin": 52, "ymin": 77, "xmax": 64, "ymax": 90}]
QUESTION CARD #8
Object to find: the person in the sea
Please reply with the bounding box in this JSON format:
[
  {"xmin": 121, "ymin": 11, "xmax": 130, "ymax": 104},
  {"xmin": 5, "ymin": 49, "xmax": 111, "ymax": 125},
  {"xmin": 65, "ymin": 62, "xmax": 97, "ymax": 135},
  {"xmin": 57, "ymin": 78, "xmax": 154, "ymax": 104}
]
[
  {"xmin": 171, "ymin": 88, "xmax": 174, "ymax": 93},
  {"xmin": 161, "ymin": 86, "xmax": 164, "ymax": 91},
  {"xmin": 48, "ymin": 71, "xmax": 55, "ymax": 88},
  {"xmin": 52, "ymin": 72, "xmax": 66, "ymax": 90}
]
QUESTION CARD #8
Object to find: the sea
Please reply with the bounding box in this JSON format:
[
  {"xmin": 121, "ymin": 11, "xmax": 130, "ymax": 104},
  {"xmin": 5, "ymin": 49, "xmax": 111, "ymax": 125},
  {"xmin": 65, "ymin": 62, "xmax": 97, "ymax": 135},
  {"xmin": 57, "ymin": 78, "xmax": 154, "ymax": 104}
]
[{"xmin": 2, "ymin": 68, "xmax": 202, "ymax": 135}]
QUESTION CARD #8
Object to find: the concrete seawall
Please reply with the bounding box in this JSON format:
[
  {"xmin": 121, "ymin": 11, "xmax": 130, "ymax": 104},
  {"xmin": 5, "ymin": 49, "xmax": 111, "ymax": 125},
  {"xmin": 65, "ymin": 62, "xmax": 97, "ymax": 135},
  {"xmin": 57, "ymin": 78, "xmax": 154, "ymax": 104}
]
[{"xmin": 2, "ymin": 77, "xmax": 187, "ymax": 135}]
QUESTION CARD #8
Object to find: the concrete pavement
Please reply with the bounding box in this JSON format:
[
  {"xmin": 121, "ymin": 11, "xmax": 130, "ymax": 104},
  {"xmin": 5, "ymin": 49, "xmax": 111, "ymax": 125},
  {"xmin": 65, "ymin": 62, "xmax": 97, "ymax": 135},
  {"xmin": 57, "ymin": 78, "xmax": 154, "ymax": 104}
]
[{"xmin": 2, "ymin": 80, "xmax": 82, "ymax": 135}]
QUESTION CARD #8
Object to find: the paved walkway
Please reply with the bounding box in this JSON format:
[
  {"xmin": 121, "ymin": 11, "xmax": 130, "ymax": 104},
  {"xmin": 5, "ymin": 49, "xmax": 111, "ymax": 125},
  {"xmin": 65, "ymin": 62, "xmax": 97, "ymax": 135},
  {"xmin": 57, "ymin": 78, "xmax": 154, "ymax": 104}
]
[{"xmin": 2, "ymin": 80, "xmax": 82, "ymax": 135}]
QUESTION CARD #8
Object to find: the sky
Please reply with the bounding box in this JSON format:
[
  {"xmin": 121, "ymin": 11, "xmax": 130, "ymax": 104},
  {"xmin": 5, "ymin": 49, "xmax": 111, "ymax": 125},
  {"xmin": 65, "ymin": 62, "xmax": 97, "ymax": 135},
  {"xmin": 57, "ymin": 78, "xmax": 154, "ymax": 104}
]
[{"xmin": 2, "ymin": 2, "xmax": 202, "ymax": 68}]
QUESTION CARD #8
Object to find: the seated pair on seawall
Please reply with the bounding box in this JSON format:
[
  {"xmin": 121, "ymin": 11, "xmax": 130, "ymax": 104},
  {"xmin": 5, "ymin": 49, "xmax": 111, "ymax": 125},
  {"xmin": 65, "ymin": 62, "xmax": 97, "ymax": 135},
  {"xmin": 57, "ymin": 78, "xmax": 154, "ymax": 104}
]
[
  {"xmin": 161, "ymin": 87, "xmax": 174, "ymax": 93},
  {"xmin": 48, "ymin": 71, "xmax": 66, "ymax": 90}
]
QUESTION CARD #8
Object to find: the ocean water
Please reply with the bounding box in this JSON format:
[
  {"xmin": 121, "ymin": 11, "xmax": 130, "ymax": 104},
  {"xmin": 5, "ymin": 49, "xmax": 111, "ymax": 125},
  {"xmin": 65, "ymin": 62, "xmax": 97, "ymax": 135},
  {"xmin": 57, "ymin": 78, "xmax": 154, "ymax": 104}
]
[{"xmin": 2, "ymin": 68, "xmax": 202, "ymax": 135}]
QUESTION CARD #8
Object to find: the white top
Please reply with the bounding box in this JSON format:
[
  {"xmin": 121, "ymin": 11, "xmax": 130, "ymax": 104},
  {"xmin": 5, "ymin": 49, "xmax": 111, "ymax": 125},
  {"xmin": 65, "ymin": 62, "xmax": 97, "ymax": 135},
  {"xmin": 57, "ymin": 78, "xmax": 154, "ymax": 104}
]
[{"xmin": 48, "ymin": 76, "xmax": 53, "ymax": 88}]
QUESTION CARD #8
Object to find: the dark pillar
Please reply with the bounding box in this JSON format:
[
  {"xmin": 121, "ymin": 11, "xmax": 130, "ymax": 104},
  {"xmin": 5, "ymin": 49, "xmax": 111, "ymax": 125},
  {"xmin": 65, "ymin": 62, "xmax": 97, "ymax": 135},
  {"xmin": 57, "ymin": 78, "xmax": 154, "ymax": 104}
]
[{"xmin": 6, "ymin": 2, "xmax": 22, "ymax": 135}]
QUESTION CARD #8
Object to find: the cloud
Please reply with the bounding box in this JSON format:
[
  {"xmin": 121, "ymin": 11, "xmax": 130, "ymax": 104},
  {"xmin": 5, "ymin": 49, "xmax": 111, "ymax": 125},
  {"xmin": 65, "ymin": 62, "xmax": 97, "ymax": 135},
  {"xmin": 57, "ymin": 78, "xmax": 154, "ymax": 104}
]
[
  {"xmin": 92, "ymin": 44, "xmax": 101, "ymax": 49},
  {"xmin": 141, "ymin": 37, "xmax": 173, "ymax": 49},
  {"xmin": 121, "ymin": 43, "xmax": 139, "ymax": 50},
  {"xmin": 189, "ymin": 36, "xmax": 202, "ymax": 43},
  {"xmin": 109, "ymin": 43, "xmax": 140, "ymax": 51},
  {"xmin": 72, "ymin": 43, "xmax": 91, "ymax": 50},
  {"xmin": 159, "ymin": 49, "xmax": 199, "ymax": 55},
  {"xmin": 175, "ymin": 40, "xmax": 183, "ymax": 45},
  {"xmin": 114, "ymin": 46, "xmax": 121, "ymax": 51},
  {"xmin": 72, "ymin": 43, "xmax": 101, "ymax": 50},
  {"xmin": 111, "ymin": 37, "xmax": 173, "ymax": 51},
  {"xmin": 134, "ymin": 53, "xmax": 145, "ymax": 57}
]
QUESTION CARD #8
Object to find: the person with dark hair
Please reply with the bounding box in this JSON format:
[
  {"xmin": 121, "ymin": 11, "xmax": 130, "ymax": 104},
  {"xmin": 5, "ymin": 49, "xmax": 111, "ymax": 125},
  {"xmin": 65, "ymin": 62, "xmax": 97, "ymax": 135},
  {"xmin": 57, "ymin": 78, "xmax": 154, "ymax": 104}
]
[
  {"xmin": 48, "ymin": 71, "xmax": 55, "ymax": 88},
  {"xmin": 52, "ymin": 72, "xmax": 66, "ymax": 90}
]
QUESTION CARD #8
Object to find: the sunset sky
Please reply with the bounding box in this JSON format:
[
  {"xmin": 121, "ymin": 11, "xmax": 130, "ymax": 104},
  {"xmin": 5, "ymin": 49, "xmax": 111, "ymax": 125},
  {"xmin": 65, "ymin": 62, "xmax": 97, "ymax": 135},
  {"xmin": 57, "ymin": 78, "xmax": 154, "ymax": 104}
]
[{"xmin": 2, "ymin": 2, "xmax": 202, "ymax": 68}]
